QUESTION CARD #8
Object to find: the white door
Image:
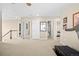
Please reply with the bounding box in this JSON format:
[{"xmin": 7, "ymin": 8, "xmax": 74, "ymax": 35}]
[{"xmin": 32, "ymin": 20, "xmax": 40, "ymax": 39}]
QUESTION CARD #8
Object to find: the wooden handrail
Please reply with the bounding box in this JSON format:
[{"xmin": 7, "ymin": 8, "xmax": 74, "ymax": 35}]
[
  {"xmin": 2, "ymin": 30, "xmax": 10, "ymax": 37},
  {"xmin": 2, "ymin": 30, "xmax": 17, "ymax": 39}
]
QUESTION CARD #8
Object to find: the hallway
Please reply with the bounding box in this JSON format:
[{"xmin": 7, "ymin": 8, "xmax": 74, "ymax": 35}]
[{"xmin": 1, "ymin": 3, "xmax": 79, "ymax": 56}]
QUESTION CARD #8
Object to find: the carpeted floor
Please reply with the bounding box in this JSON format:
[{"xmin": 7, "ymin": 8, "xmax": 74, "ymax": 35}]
[{"xmin": 0, "ymin": 39, "xmax": 61, "ymax": 56}]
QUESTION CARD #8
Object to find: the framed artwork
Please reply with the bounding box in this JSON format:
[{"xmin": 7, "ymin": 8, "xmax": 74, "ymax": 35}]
[
  {"xmin": 73, "ymin": 12, "xmax": 79, "ymax": 27},
  {"xmin": 63, "ymin": 17, "xmax": 67, "ymax": 30}
]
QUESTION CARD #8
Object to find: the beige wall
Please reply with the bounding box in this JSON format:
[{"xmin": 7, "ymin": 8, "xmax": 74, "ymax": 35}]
[
  {"xmin": 2, "ymin": 16, "xmax": 55, "ymax": 41},
  {"xmin": 0, "ymin": 10, "xmax": 2, "ymax": 41},
  {"xmin": 18, "ymin": 16, "xmax": 55, "ymax": 40},
  {"xmin": 60, "ymin": 4, "xmax": 79, "ymax": 51},
  {"xmin": 2, "ymin": 18, "xmax": 18, "ymax": 41}
]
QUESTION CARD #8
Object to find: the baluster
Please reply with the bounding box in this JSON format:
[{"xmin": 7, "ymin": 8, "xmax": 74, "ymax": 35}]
[{"xmin": 10, "ymin": 30, "xmax": 12, "ymax": 39}]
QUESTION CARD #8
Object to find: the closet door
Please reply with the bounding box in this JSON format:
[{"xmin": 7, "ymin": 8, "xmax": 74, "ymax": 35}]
[{"xmin": 32, "ymin": 19, "xmax": 40, "ymax": 39}]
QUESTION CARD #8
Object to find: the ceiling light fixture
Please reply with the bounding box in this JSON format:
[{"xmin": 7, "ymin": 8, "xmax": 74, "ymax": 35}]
[{"xmin": 26, "ymin": 3, "xmax": 32, "ymax": 6}]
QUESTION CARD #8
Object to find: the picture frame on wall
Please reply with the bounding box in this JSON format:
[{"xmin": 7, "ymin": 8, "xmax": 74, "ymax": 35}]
[
  {"xmin": 63, "ymin": 17, "xmax": 67, "ymax": 30},
  {"xmin": 73, "ymin": 12, "xmax": 79, "ymax": 27}
]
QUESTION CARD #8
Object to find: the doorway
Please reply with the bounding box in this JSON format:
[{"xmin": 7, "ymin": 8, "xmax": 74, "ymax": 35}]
[
  {"xmin": 48, "ymin": 21, "xmax": 51, "ymax": 38},
  {"xmin": 40, "ymin": 21, "xmax": 51, "ymax": 39},
  {"xmin": 19, "ymin": 18, "xmax": 31, "ymax": 39}
]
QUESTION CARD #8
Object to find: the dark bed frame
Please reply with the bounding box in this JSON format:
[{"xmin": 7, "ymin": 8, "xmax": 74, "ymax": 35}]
[{"xmin": 53, "ymin": 46, "xmax": 79, "ymax": 56}]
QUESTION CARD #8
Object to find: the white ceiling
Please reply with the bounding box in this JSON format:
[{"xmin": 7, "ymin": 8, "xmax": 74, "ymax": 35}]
[{"xmin": 2, "ymin": 3, "xmax": 79, "ymax": 18}]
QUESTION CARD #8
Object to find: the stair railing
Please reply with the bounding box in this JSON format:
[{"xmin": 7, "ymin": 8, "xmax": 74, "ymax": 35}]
[{"xmin": 2, "ymin": 30, "xmax": 17, "ymax": 39}]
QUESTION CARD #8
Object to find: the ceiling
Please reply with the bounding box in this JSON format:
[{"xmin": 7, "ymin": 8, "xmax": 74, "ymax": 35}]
[{"xmin": 2, "ymin": 3, "xmax": 79, "ymax": 18}]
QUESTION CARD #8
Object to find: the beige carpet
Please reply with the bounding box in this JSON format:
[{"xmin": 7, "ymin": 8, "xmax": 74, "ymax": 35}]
[{"xmin": 0, "ymin": 39, "xmax": 61, "ymax": 56}]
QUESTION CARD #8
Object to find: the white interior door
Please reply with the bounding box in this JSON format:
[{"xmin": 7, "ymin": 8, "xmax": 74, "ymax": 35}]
[{"xmin": 32, "ymin": 20, "xmax": 40, "ymax": 39}]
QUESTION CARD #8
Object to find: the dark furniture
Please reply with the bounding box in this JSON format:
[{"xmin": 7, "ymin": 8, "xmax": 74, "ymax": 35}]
[{"xmin": 53, "ymin": 46, "xmax": 79, "ymax": 56}]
